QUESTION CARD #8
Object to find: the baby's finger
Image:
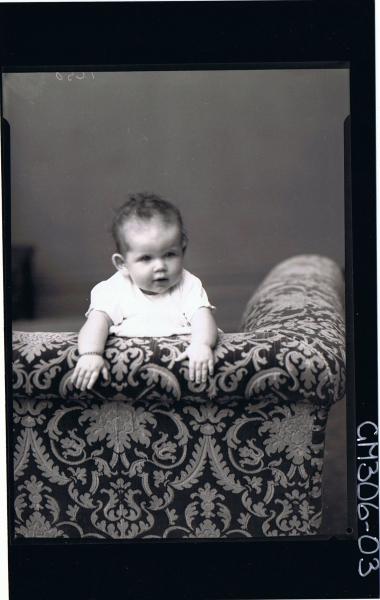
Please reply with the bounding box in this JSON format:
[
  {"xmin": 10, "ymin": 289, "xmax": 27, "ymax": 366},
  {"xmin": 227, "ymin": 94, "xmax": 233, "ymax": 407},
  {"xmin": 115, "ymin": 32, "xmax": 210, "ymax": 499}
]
[
  {"xmin": 195, "ymin": 364, "xmax": 202, "ymax": 384},
  {"xmin": 201, "ymin": 363, "xmax": 208, "ymax": 383},
  {"xmin": 72, "ymin": 368, "xmax": 84, "ymax": 389},
  {"xmin": 71, "ymin": 366, "xmax": 80, "ymax": 385},
  {"xmin": 80, "ymin": 372, "xmax": 91, "ymax": 392},
  {"xmin": 87, "ymin": 371, "xmax": 99, "ymax": 390},
  {"xmin": 189, "ymin": 361, "xmax": 195, "ymax": 382},
  {"xmin": 101, "ymin": 366, "xmax": 109, "ymax": 381},
  {"xmin": 208, "ymin": 359, "xmax": 214, "ymax": 376}
]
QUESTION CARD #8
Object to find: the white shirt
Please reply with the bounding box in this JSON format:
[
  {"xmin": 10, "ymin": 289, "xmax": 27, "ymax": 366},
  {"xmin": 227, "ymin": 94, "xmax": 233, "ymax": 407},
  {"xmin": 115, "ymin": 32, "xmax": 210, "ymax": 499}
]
[{"xmin": 86, "ymin": 269, "xmax": 214, "ymax": 337}]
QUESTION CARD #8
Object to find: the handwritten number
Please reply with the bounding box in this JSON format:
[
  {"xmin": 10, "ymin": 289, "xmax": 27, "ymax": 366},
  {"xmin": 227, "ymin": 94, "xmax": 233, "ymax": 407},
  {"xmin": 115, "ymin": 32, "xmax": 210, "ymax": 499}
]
[
  {"xmin": 359, "ymin": 557, "xmax": 379, "ymax": 577},
  {"xmin": 357, "ymin": 422, "xmax": 379, "ymax": 576},
  {"xmin": 357, "ymin": 502, "xmax": 378, "ymax": 521},
  {"xmin": 357, "ymin": 482, "xmax": 378, "ymax": 502},
  {"xmin": 359, "ymin": 535, "xmax": 379, "ymax": 555},
  {"xmin": 358, "ymin": 462, "xmax": 379, "ymax": 482},
  {"xmin": 55, "ymin": 71, "xmax": 95, "ymax": 82}
]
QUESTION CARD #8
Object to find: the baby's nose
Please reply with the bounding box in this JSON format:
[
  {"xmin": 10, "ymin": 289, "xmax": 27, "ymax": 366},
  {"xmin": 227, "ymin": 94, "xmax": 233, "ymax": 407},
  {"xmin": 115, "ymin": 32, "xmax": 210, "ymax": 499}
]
[{"xmin": 153, "ymin": 258, "xmax": 166, "ymax": 271}]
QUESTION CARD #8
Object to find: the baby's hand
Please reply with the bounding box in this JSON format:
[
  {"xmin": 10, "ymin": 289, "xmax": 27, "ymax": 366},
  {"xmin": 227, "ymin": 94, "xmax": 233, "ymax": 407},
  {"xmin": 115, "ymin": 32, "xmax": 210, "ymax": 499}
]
[
  {"xmin": 176, "ymin": 343, "xmax": 214, "ymax": 383},
  {"xmin": 71, "ymin": 354, "xmax": 109, "ymax": 391}
]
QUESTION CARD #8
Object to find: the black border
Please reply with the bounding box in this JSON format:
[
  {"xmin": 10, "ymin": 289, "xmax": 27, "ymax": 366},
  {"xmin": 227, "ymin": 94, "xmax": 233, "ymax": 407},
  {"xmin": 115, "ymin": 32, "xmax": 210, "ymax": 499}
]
[{"xmin": 1, "ymin": 2, "xmax": 378, "ymax": 599}]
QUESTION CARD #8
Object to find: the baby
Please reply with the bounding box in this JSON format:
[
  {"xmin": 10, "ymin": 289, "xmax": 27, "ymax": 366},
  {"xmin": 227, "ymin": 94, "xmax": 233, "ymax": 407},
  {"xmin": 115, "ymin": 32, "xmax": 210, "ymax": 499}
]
[{"xmin": 71, "ymin": 192, "xmax": 218, "ymax": 391}]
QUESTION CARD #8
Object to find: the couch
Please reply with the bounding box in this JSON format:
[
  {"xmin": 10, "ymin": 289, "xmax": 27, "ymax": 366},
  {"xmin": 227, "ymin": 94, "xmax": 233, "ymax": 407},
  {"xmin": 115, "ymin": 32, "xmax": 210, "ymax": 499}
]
[{"xmin": 11, "ymin": 254, "xmax": 346, "ymax": 539}]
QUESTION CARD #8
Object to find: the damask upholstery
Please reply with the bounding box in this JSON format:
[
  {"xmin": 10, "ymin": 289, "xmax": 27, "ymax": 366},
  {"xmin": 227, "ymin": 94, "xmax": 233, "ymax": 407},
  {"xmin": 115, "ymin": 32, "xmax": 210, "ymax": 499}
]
[{"xmin": 11, "ymin": 255, "xmax": 345, "ymax": 539}]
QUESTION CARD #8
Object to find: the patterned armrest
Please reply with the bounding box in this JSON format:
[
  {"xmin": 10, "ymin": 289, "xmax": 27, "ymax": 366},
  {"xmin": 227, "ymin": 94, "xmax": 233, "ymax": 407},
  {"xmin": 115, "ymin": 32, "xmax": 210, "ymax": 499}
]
[
  {"xmin": 241, "ymin": 254, "xmax": 345, "ymax": 404},
  {"xmin": 12, "ymin": 255, "xmax": 345, "ymax": 538}
]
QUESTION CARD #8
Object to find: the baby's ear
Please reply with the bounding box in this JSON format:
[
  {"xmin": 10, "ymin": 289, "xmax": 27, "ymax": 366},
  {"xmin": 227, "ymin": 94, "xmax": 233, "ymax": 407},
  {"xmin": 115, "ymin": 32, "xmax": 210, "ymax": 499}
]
[{"xmin": 112, "ymin": 253, "xmax": 128, "ymax": 273}]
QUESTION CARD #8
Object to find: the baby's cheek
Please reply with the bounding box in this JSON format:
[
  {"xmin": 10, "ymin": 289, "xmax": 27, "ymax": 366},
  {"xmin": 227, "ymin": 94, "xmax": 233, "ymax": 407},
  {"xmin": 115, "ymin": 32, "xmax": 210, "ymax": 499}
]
[{"xmin": 176, "ymin": 259, "xmax": 184, "ymax": 272}]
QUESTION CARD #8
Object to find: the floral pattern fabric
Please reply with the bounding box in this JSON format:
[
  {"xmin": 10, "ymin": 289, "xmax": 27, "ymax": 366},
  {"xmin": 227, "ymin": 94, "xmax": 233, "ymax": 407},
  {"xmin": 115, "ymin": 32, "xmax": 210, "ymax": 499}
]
[{"xmin": 11, "ymin": 255, "xmax": 345, "ymax": 539}]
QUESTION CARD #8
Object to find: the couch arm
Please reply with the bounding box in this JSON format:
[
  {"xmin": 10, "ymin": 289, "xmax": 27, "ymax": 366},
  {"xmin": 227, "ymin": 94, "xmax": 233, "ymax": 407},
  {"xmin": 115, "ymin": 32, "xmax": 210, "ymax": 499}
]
[
  {"xmin": 12, "ymin": 255, "xmax": 345, "ymax": 407},
  {"xmin": 241, "ymin": 254, "xmax": 345, "ymax": 401}
]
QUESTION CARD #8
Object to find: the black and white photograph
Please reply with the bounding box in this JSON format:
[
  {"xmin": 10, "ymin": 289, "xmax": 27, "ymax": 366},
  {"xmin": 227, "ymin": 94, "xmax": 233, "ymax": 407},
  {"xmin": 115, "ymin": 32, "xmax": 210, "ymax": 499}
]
[
  {"xmin": 6, "ymin": 67, "xmax": 349, "ymax": 541},
  {"xmin": 1, "ymin": 2, "xmax": 378, "ymax": 600}
]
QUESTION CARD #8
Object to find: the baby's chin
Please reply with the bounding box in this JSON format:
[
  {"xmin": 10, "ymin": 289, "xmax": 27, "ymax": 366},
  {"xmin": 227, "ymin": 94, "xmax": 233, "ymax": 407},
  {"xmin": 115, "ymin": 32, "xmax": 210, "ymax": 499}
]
[
  {"xmin": 152, "ymin": 278, "xmax": 170, "ymax": 291},
  {"xmin": 153, "ymin": 278, "xmax": 176, "ymax": 292}
]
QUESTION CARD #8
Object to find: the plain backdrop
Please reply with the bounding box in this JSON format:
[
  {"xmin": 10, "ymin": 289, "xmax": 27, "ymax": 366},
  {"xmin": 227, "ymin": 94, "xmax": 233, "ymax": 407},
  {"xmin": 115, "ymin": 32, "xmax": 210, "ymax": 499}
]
[{"xmin": 4, "ymin": 68, "xmax": 349, "ymax": 331}]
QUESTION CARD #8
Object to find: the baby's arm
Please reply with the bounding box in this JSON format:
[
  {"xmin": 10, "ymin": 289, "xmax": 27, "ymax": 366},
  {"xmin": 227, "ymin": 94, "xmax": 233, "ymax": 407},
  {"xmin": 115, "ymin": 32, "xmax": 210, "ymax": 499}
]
[
  {"xmin": 71, "ymin": 310, "xmax": 112, "ymax": 391},
  {"xmin": 178, "ymin": 307, "xmax": 218, "ymax": 383}
]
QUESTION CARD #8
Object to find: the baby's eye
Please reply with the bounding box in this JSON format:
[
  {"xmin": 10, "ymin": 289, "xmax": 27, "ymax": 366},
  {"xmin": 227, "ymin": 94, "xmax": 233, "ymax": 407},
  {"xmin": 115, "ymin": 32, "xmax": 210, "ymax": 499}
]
[
  {"xmin": 139, "ymin": 255, "xmax": 151, "ymax": 262},
  {"xmin": 165, "ymin": 251, "xmax": 177, "ymax": 258}
]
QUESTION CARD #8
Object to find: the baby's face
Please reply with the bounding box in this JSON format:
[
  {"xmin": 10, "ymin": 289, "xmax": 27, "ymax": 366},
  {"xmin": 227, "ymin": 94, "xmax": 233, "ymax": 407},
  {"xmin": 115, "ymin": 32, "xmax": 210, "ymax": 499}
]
[{"xmin": 119, "ymin": 217, "xmax": 184, "ymax": 294}]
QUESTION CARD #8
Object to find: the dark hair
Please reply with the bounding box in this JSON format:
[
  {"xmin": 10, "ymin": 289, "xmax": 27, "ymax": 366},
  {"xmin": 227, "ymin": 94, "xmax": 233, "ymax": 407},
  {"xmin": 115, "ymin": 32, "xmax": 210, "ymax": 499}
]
[{"xmin": 112, "ymin": 192, "xmax": 188, "ymax": 254}]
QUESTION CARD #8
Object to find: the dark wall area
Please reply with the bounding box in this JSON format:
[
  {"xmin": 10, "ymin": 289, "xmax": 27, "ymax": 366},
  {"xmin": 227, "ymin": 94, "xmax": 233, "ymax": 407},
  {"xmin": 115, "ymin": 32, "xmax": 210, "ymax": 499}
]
[{"xmin": 5, "ymin": 69, "xmax": 349, "ymax": 331}]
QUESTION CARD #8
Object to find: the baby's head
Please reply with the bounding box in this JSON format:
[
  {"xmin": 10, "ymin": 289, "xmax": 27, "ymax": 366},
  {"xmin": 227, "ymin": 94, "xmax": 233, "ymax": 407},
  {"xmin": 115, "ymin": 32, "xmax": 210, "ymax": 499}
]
[{"xmin": 111, "ymin": 192, "xmax": 188, "ymax": 294}]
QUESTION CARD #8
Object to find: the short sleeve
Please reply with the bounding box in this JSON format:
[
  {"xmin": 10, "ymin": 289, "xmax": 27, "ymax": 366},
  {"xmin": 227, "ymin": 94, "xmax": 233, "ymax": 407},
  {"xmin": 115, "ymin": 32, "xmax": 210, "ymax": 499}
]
[
  {"xmin": 180, "ymin": 272, "xmax": 215, "ymax": 322},
  {"xmin": 85, "ymin": 280, "xmax": 124, "ymax": 325}
]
